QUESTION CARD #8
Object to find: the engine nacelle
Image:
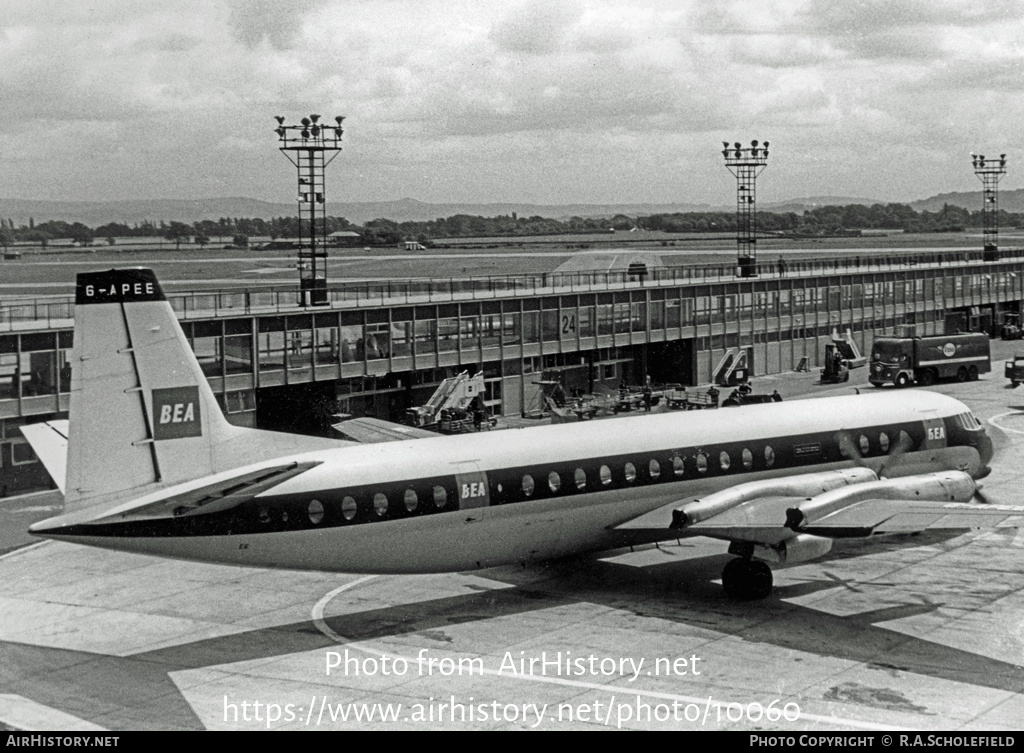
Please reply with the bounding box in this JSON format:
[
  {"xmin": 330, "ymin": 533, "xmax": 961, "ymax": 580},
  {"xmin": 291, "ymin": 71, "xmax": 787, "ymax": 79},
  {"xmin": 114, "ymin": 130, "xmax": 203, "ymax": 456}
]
[
  {"xmin": 786, "ymin": 470, "xmax": 976, "ymax": 530},
  {"xmin": 672, "ymin": 467, "xmax": 877, "ymax": 528},
  {"xmin": 753, "ymin": 534, "xmax": 834, "ymax": 565}
]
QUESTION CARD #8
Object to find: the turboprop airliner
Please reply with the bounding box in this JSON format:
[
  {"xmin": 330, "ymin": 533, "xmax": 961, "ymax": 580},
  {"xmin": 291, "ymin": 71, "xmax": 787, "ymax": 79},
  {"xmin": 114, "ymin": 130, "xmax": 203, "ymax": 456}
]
[{"xmin": 24, "ymin": 269, "xmax": 1024, "ymax": 600}]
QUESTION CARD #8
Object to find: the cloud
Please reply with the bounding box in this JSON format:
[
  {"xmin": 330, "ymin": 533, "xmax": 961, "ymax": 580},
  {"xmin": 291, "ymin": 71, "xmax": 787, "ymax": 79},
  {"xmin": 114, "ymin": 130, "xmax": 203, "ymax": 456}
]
[
  {"xmin": 0, "ymin": 0, "xmax": 1021, "ymax": 205},
  {"xmin": 226, "ymin": 0, "xmax": 330, "ymax": 49},
  {"xmin": 489, "ymin": 0, "xmax": 586, "ymax": 54}
]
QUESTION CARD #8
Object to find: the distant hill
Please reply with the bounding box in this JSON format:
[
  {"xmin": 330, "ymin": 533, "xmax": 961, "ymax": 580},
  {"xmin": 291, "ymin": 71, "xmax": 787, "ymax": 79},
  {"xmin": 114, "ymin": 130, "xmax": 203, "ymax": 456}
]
[
  {"xmin": 909, "ymin": 188, "xmax": 1024, "ymax": 214},
  {"xmin": 0, "ymin": 196, "xmax": 715, "ymax": 226},
  {"xmin": 2, "ymin": 190, "xmax": 1021, "ymax": 227},
  {"xmin": 0, "ymin": 197, "xmax": 294, "ymax": 227},
  {"xmin": 761, "ymin": 196, "xmax": 886, "ymax": 214}
]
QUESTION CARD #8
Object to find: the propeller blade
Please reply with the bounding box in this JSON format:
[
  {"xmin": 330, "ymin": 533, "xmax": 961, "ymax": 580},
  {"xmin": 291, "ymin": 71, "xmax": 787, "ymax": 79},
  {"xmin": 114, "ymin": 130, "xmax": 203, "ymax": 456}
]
[
  {"xmin": 836, "ymin": 431, "xmax": 866, "ymax": 466},
  {"xmin": 878, "ymin": 430, "xmax": 913, "ymax": 479}
]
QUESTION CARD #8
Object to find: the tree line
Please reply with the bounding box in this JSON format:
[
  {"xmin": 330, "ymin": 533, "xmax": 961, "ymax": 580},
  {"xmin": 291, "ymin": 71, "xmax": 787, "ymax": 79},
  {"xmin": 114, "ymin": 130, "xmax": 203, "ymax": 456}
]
[{"xmin": 0, "ymin": 202, "xmax": 1020, "ymax": 250}]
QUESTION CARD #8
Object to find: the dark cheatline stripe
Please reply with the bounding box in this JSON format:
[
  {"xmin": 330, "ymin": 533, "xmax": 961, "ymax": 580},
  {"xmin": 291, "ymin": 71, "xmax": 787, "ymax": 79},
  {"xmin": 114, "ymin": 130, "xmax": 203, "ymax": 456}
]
[{"xmin": 37, "ymin": 416, "xmax": 970, "ymax": 540}]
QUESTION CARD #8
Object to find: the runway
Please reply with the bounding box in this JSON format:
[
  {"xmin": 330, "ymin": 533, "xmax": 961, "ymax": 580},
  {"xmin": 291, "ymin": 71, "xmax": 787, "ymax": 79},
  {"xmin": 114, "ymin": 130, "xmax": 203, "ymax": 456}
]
[{"xmin": 1, "ymin": 355, "xmax": 1023, "ymax": 731}]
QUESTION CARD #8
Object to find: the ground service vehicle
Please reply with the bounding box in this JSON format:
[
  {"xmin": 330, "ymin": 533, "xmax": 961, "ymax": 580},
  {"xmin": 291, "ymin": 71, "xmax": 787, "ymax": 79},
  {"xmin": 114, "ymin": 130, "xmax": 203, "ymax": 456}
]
[
  {"xmin": 821, "ymin": 343, "xmax": 850, "ymax": 383},
  {"xmin": 1001, "ymin": 314, "xmax": 1023, "ymax": 340},
  {"xmin": 869, "ymin": 333, "xmax": 991, "ymax": 387},
  {"xmin": 1006, "ymin": 354, "xmax": 1024, "ymax": 387}
]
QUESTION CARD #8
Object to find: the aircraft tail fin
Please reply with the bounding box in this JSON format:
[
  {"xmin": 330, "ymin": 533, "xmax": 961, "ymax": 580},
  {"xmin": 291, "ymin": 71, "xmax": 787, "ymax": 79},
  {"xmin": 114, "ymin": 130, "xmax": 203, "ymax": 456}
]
[{"xmin": 65, "ymin": 269, "xmax": 248, "ymax": 513}]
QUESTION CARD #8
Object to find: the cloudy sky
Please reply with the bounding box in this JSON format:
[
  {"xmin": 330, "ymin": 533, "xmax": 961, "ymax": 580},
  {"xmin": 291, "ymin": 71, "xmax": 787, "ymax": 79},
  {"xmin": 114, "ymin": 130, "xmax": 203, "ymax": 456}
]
[{"xmin": 0, "ymin": 0, "xmax": 1021, "ymax": 207}]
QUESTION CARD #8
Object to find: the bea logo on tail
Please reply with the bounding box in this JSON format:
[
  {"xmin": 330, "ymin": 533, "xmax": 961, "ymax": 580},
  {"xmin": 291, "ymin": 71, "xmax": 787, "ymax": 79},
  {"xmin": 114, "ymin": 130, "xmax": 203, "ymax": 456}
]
[{"xmin": 152, "ymin": 387, "xmax": 203, "ymax": 440}]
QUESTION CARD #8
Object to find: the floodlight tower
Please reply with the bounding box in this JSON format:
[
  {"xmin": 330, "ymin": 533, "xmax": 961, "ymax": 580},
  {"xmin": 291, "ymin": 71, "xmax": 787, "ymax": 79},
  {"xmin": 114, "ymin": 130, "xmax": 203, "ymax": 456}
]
[
  {"xmin": 971, "ymin": 152, "xmax": 1007, "ymax": 262},
  {"xmin": 723, "ymin": 139, "xmax": 769, "ymax": 278},
  {"xmin": 275, "ymin": 114, "xmax": 345, "ymax": 305}
]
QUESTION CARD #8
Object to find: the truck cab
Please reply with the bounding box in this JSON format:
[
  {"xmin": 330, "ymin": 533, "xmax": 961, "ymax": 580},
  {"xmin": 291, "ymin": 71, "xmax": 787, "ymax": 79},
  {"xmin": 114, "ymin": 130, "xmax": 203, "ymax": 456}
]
[
  {"xmin": 869, "ymin": 339, "xmax": 914, "ymax": 387},
  {"xmin": 1006, "ymin": 354, "xmax": 1024, "ymax": 387}
]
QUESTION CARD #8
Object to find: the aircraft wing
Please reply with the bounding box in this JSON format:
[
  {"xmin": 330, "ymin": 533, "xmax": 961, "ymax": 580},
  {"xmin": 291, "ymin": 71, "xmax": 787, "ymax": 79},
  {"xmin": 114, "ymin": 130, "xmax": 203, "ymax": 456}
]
[
  {"xmin": 798, "ymin": 499, "xmax": 1024, "ymax": 537},
  {"xmin": 20, "ymin": 420, "xmax": 69, "ymax": 494},
  {"xmin": 614, "ymin": 494, "xmax": 1024, "ymax": 544},
  {"xmin": 332, "ymin": 417, "xmax": 439, "ymax": 443},
  {"xmin": 614, "ymin": 494, "xmax": 799, "ymax": 545}
]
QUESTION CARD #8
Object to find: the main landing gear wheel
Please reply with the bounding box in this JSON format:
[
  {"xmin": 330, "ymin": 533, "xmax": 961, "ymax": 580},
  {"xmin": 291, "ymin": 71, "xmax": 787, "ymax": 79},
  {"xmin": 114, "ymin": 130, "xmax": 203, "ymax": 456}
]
[{"xmin": 721, "ymin": 558, "xmax": 774, "ymax": 600}]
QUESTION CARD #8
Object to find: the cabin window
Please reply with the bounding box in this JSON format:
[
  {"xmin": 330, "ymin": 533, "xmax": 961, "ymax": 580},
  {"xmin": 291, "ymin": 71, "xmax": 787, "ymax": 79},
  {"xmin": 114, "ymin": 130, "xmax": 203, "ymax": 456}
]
[
  {"xmin": 523, "ymin": 474, "xmax": 536, "ymax": 497},
  {"xmin": 764, "ymin": 446, "xmax": 775, "ymax": 467},
  {"xmin": 742, "ymin": 448, "xmax": 753, "ymax": 469},
  {"xmin": 879, "ymin": 432, "xmax": 890, "ymax": 452},
  {"xmin": 433, "ymin": 485, "xmax": 448, "ymax": 508},
  {"xmin": 342, "ymin": 496, "xmax": 357, "ymax": 520},
  {"xmin": 649, "ymin": 459, "xmax": 661, "ymax": 480},
  {"xmin": 600, "ymin": 465, "xmax": 612, "ymax": 485},
  {"xmin": 719, "ymin": 451, "xmax": 731, "ymax": 471},
  {"xmin": 672, "ymin": 455, "xmax": 685, "ymax": 476},
  {"xmin": 859, "ymin": 435, "xmax": 870, "ymax": 455},
  {"xmin": 574, "ymin": 468, "xmax": 587, "ymax": 490},
  {"xmin": 258, "ymin": 507, "xmax": 271, "ymax": 524},
  {"xmin": 696, "ymin": 453, "xmax": 708, "ymax": 473},
  {"xmin": 624, "ymin": 462, "xmax": 637, "ymax": 483},
  {"xmin": 404, "ymin": 488, "xmax": 419, "ymax": 512},
  {"xmin": 548, "ymin": 471, "xmax": 561, "ymax": 493},
  {"xmin": 373, "ymin": 493, "xmax": 389, "ymax": 517},
  {"xmin": 308, "ymin": 499, "xmax": 325, "ymax": 525}
]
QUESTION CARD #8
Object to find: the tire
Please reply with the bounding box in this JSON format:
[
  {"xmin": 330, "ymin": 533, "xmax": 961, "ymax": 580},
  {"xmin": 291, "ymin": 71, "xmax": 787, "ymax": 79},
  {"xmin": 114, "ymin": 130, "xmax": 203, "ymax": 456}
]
[
  {"xmin": 895, "ymin": 373, "xmax": 910, "ymax": 388},
  {"xmin": 968, "ymin": 365, "xmax": 979, "ymax": 381},
  {"xmin": 721, "ymin": 558, "xmax": 775, "ymax": 600},
  {"xmin": 747, "ymin": 560, "xmax": 774, "ymax": 600},
  {"xmin": 721, "ymin": 558, "xmax": 750, "ymax": 600},
  {"xmin": 956, "ymin": 367, "xmax": 968, "ymax": 382},
  {"xmin": 918, "ymin": 369, "xmax": 935, "ymax": 386}
]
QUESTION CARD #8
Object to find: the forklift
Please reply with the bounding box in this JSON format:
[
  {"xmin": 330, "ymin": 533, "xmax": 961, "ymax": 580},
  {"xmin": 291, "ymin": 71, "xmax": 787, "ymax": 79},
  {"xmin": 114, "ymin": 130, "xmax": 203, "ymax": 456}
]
[
  {"xmin": 820, "ymin": 343, "xmax": 850, "ymax": 383},
  {"xmin": 1001, "ymin": 313, "xmax": 1023, "ymax": 340}
]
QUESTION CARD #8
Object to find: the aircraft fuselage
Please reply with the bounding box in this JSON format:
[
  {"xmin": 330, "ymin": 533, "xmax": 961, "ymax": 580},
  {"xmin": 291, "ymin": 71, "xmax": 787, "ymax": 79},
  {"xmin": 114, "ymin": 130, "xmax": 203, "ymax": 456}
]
[{"xmin": 33, "ymin": 391, "xmax": 992, "ymax": 573}]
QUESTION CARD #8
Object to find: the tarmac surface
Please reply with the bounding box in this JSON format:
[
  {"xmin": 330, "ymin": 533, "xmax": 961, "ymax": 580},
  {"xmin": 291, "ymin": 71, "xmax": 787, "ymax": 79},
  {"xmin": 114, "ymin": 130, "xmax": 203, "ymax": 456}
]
[{"xmin": 1, "ymin": 342, "xmax": 1024, "ymax": 731}]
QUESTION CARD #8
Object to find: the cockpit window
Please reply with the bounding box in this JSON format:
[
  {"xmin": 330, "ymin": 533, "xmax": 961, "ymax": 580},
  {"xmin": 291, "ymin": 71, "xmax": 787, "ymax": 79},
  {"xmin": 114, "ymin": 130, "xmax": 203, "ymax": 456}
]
[{"xmin": 957, "ymin": 412, "xmax": 982, "ymax": 430}]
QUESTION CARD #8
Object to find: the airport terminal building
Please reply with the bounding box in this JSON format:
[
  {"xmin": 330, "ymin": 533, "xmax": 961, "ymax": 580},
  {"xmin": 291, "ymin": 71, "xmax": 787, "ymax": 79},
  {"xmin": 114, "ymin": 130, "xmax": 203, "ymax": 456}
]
[{"xmin": 1, "ymin": 250, "xmax": 1022, "ymax": 496}]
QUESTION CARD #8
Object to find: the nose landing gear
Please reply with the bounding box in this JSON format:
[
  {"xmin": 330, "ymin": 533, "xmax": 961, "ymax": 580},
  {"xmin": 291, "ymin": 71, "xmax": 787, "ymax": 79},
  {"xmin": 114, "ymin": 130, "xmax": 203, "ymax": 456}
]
[{"xmin": 722, "ymin": 557, "xmax": 774, "ymax": 600}]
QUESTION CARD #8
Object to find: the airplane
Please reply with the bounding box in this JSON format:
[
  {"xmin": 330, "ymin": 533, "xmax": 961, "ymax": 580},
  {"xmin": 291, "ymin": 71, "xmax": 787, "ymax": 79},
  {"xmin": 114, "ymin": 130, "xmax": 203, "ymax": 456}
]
[{"xmin": 23, "ymin": 268, "xmax": 1024, "ymax": 600}]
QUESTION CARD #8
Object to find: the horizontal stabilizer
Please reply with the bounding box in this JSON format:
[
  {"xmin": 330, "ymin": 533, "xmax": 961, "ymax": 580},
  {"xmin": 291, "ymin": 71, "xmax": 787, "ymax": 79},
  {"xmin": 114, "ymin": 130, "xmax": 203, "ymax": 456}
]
[
  {"xmin": 31, "ymin": 460, "xmax": 322, "ymax": 532},
  {"xmin": 332, "ymin": 417, "xmax": 438, "ymax": 443},
  {"xmin": 20, "ymin": 420, "xmax": 70, "ymax": 494},
  {"xmin": 94, "ymin": 460, "xmax": 323, "ymax": 523}
]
